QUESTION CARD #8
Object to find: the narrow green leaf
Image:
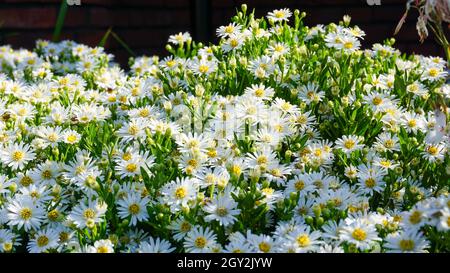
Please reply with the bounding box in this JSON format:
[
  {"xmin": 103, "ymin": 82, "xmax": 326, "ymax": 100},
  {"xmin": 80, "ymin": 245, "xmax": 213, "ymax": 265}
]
[
  {"xmin": 52, "ymin": 0, "xmax": 69, "ymax": 42},
  {"xmin": 98, "ymin": 27, "xmax": 112, "ymax": 47},
  {"xmin": 111, "ymin": 31, "xmax": 136, "ymax": 57}
]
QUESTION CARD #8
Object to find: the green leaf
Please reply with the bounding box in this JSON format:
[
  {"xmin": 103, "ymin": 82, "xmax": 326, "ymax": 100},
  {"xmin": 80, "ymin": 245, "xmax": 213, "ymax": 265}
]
[
  {"xmin": 52, "ymin": 0, "xmax": 69, "ymax": 42},
  {"xmin": 98, "ymin": 27, "xmax": 112, "ymax": 47},
  {"xmin": 111, "ymin": 31, "xmax": 136, "ymax": 57}
]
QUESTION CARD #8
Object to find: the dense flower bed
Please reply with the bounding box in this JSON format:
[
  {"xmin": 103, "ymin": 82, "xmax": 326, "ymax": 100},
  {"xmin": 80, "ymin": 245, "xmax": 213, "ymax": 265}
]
[{"xmin": 0, "ymin": 6, "xmax": 449, "ymax": 253}]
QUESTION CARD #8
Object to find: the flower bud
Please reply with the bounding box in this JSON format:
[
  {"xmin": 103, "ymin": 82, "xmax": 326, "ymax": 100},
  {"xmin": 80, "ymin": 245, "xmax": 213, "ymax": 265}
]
[
  {"xmin": 241, "ymin": 4, "xmax": 247, "ymax": 13},
  {"xmin": 3, "ymin": 242, "xmax": 13, "ymax": 252},
  {"xmin": 157, "ymin": 213, "xmax": 164, "ymax": 220},
  {"xmin": 316, "ymin": 217, "xmax": 324, "ymax": 226},
  {"xmin": 322, "ymin": 208, "xmax": 331, "ymax": 218},
  {"xmin": 394, "ymin": 166, "xmax": 403, "ymax": 175},
  {"xmin": 343, "ymin": 15, "xmax": 351, "ymax": 25},
  {"xmin": 285, "ymin": 150, "xmax": 293, "ymax": 160},
  {"xmin": 313, "ymin": 205, "xmax": 322, "ymax": 217},
  {"xmin": 109, "ymin": 234, "xmax": 119, "ymax": 245}
]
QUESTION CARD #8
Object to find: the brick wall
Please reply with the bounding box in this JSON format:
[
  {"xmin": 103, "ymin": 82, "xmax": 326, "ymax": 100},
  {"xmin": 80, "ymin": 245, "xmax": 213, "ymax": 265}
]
[{"xmin": 0, "ymin": 0, "xmax": 446, "ymax": 66}]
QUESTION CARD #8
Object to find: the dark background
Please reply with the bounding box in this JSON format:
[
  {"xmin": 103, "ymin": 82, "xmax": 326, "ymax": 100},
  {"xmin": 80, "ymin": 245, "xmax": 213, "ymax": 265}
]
[{"xmin": 0, "ymin": 0, "xmax": 448, "ymax": 66}]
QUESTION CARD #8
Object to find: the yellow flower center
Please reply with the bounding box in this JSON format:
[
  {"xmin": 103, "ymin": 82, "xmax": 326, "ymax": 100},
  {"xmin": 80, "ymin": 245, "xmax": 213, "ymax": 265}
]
[
  {"xmin": 297, "ymin": 115, "xmax": 307, "ymax": 124},
  {"xmin": 256, "ymin": 156, "xmax": 268, "ymax": 165},
  {"xmin": 166, "ymin": 60, "xmax": 176, "ymax": 67},
  {"xmin": 428, "ymin": 68, "xmax": 438, "ymax": 77},
  {"xmin": 128, "ymin": 203, "xmax": 140, "ymax": 215},
  {"xmin": 274, "ymin": 45, "xmax": 284, "ymax": 52},
  {"xmin": 408, "ymin": 84, "xmax": 418, "ymax": 92},
  {"xmin": 30, "ymin": 191, "xmax": 39, "ymax": 198},
  {"xmin": 231, "ymin": 165, "xmax": 241, "ymax": 176},
  {"xmin": 344, "ymin": 41, "xmax": 354, "ymax": 49},
  {"xmin": 216, "ymin": 207, "xmax": 228, "ymax": 217},
  {"xmin": 298, "ymin": 207, "xmax": 308, "ymax": 215},
  {"xmin": 48, "ymin": 133, "xmax": 58, "ymax": 142},
  {"xmin": 83, "ymin": 208, "xmax": 95, "ymax": 219},
  {"xmin": 224, "ymin": 25, "xmax": 234, "ymax": 33},
  {"xmin": 344, "ymin": 140, "xmax": 355, "ymax": 149},
  {"xmin": 372, "ymin": 97, "xmax": 382, "ymax": 106},
  {"xmin": 12, "ymin": 151, "xmax": 24, "ymax": 162},
  {"xmin": 187, "ymin": 159, "xmax": 198, "ymax": 168},
  {"xmin": 365, "ymin": 178, "xmax": 376, "ymax": 188},
  {"xmin": 352, "ymin": 228, "xmax": 367, "ymax": 241},
  {"xmin": 207, "ymin": 149, "xmax": 217, "ymax": 158},
  {"xmin": 131, "ymin": 88, "xmax": 139, "ymax": 97},
  {"xmin": 380, "ymin": 160, "xmax": 391, "ymax": 168},
  {"xmin": 139, "ymin": 109, "xmax": 149, "ymax": 117},
  {"xmin": 274, "ymin": 11, "xmax": 284, "ymax": 18},
  {"xmin": 59, "ymin": 232, "xmax": 69, "ymax": 242},
  {"xmin": 3, "ymin": 242, "xmax": 13, "ymax": 252},
  {"xmin": 258, "ymin": 242, "xmax": 271, "ymax": 253},
  {"xmin": 175, "ymin": 187, "xmax": 187, "ymax": 199},
  {"xmin": 75, "ymin": 166, "xmax": 86, "ymax": 175},
  {"xmin": 296, "ymin": 234, "xmax": 311, "ymax": 247},
  {"xmin": 247, "ymin": 106, "xmax": 257, "ymax": 115},
  {"xmin": 180, "ymin": 222, "xmax": 191, "ymax": 232},
  {"xmin": 270, "ymin": 168, "xmax": 281, "ymax": 177},
  {"xmin": 281, "ymin": 102, "xmax": 292, "ymax": 111},
  {"xmin": 313, "ymin": 180, "xmax": 323, "ymax": 189},
  {"xmin": 186, "ymin": 139, "xmax": 199, "ymax": 149},
  {"xmin": 67, "ymin": 134, "xmax": 78, "ymax": 143},
  {"xmin": 20, "ymin": 176, "xmax": 33, "ymax": 186},
  {"xmin": 19, "ymin": 208, "xmax": 32, "ymax": 220},
  {"xmin": 427, "ymin": 146, "xmax": 438, "ymax": 155},
  {"xmin": 399, "ymin": 239, "xmax": 415, "ymax": 251},
  {"xmin": 97, "ymin": 246, "xmax": 109, "ymax": 253},
  {"xmin": 48, "ymin": 209, "xmax": 59, "ymax": 221},
  {"xmin": 128, "ymin": 125, "xmax": 139, "ymax": 135},
  {"xmin": 198, "ymin": 65, "xmax": 209, "ymax": 74},
  {"xmin": 331, "ymin": 198, "xmax": 342, "ymax": 207},
  {"xmin": 294, "ymin": 180, "xmax": 305, "ymax": 191},
  {"xmin": 42, "ymin": 170, "xmax": 52, "ymax": 179},
  {"xmin": 194, "ymin": 237, "xmax": 207, "ymax": 248},
  {"xmin": 262, "ymin": 187, "xmax": 274, "ymax": 195},
  {"xmin": 122, "ymin": 152, "xmax": 132, "ymax": 161},
  {"xmin": 126, "ymin": 163, "xmax": 138, "ymax": 173},
  {"xmin": 407, "ymin": 119, "xmax": 417, "ymax": 127},
  {"xmin": 254, "ymin": 88, "xmax": 264, "ymax": 97},
  {"xmin": 36, "ymin": 235, "xmax": 49, "ymax": 247},
  {"xmin": 347, "ymin": 169, "xmax": 357, "ymax": 177},
  {"xmin": 409, "ymin": 211, "xmax": 422, "ymax": 224},
  {"xmin": 384, "ymin": 139, "xmax": 394, "ymax": 148}
]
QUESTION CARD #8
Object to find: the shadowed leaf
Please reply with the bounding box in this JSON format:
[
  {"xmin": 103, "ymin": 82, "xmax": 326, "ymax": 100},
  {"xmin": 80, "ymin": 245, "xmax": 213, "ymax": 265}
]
[{"xmin": 52, "ymin": 0, "xmax": 68, "ymax": 42}]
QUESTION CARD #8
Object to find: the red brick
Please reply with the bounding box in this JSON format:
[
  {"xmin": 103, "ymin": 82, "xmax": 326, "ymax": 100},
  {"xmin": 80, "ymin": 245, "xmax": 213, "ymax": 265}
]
[
  {"xmin": 76, "ymin": 30, "xmax": 108, "ymax": 47},
  {"xmin": 88, "ymin": 8, "xmax": 113, "ymax": 26},
  {"xmin": 65, "ymin": 7, "xmax": 90, "ymax": 27},
  {"xmin": 5, "ymin": 31, "xmax": 53, "ymax": 48},
  {"xmin": 372, "ymin": 5, "xmax": 409, "ymax": 23},
  {"xmin": 2, "ymin": 0, "xmax": 60, "ymax": 3},
  {"xmin": 344, "ymin": 7, "xmax": 373, "ymax": 23},
  {"xmin": 0, "ymin": 8, "xmax": 57, "ymax": 29},
  {"xmin": 0, "ymin": 0, "xmax": 444, "ymax": 65}
]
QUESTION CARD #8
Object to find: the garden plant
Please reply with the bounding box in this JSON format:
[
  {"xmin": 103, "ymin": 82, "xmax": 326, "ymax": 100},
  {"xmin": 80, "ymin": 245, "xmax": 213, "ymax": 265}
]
[{"xmin": 0, "ymin": 5, "xmax": 449, "ymax": 253}]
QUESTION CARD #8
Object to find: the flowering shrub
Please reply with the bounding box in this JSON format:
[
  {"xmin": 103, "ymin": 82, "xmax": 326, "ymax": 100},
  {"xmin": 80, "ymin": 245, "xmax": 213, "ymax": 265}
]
[{"xmin": 0, "ymin": 6, "xmax": 449, "ymax": 253}]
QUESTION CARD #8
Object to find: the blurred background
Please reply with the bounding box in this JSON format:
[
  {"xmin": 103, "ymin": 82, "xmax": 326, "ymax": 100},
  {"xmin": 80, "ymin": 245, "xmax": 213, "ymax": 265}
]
[{"xmin": 0, "ymin": 0, "xmax": 447, "ymax": 66}]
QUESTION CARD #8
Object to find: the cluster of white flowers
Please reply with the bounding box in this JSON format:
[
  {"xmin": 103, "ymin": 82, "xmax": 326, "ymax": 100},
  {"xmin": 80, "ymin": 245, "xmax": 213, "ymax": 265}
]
[{"xmin": 0, "ymin": 6, "xmax": 448, "ymax": 253}]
